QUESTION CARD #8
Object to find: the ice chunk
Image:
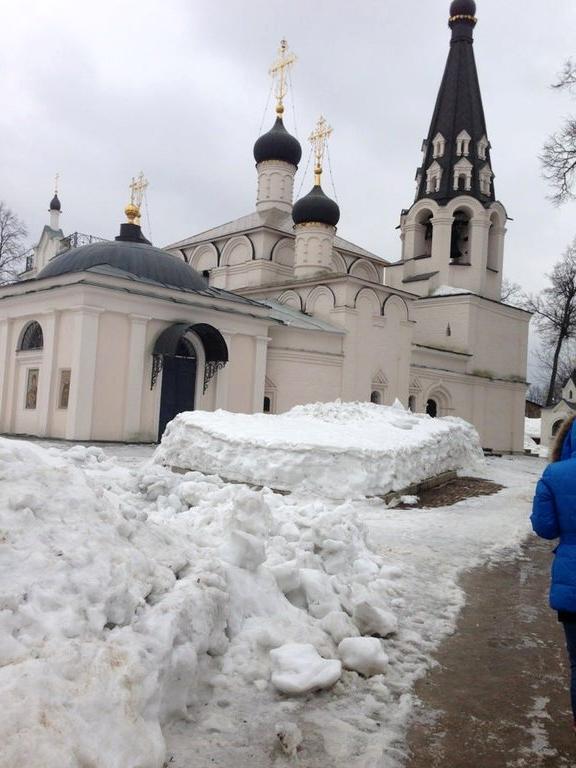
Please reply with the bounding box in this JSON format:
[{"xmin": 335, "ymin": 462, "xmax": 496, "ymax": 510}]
[
  {"xmin": 270, "ymin": 643, "xmax": 341, "ymax": 694},
  {"xmin": 338, "ymin": 637, "xmax": 389, "ymax": 676},
  {"xmin": 320, "ymin": 611, "xmax": 360, "ymax": 644},
  {"xmin": 353, "ymin": 601, "xmax": 398, "ymax": 637}
]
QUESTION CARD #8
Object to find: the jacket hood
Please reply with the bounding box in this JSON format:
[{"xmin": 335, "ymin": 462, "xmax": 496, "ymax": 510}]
[{"xmin": 560, "ymin": 417, "xmax": 576, "ymax": 461}]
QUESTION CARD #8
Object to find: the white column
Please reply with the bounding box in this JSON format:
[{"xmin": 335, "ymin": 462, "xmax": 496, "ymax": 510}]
[
  {"xmin": 122, "ymin": 314, "xmax": 150, "ymax": 440},
  {"xmin": 430, "ymin": 213, "xmax": 454, "ymax": 283},
  {"xmin": 252, "ymin": 335, "xmax": 270, "ymax": 413},
  {"xmin": 215, "ymin": 331, "xmax": 234, "ymax": 410},
  {"xmin": 0, "ymin": 319, "xmax": 10, "ymax": 431},
  {"xmin": 66, "ymin": 307, "xmax": 103, "ymax": 441},
  {"xmin": 37, "ymin": 311, "xmax": 60, "ymax": 436}
]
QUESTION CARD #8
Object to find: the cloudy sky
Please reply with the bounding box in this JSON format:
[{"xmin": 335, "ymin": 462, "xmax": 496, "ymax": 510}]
[{"xmin": 1, "ymin": 0, "xmax": 575, "ymax": 294}]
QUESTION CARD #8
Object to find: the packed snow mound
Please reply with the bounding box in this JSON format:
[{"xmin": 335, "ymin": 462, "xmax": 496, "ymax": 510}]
[
  {"xmin": 338, "ymin": 637, "xmax": 389, "ymax": 677},
  {"xmin": 154, "ymin": 401, "xmax": 483, "ymax": 498}
]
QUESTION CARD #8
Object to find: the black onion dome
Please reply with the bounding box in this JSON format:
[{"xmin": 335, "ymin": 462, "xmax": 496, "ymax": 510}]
[
  {"xmin": 254, "ymin": 116, "xmax": 302, "ymax": 167},
  {"xmin": 450, "ymin": 0, "xmax": 476, "ymax": 17},
  {"xmin": 49, "ymin": 193, "xmax": 61, "ymax": 211},
  {"xmin": 37, "ymin": 223, "xmax": 208, "ymax": 291},
  {"xmin": 292, "ymin": 185, "xmax": 340, "ymax": 227}
]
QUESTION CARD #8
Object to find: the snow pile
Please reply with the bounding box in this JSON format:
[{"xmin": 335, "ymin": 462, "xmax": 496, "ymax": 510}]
[
  {"xmin": 525, "ymin": 418, "xmax": 542, "ymax": 440},
  {"xmin": 0, "ymin": 436, "xmax": 410, "ymax": 767},
  {"xmin": 154, "ymin": 401, "xmax": 483, "ymax": 498}
]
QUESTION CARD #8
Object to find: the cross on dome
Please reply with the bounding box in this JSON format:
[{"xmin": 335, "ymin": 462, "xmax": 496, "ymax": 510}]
[
  {"xmin": 125, "ymin": 172, "xmax": 148, "ymax": 224},
  {"xmin": 309, "ymin": 116, "xmax": 333, "ymax": 185},
  {"xmin": 269, "ymin": 39, "xmax": 297, "ymax": 116}
]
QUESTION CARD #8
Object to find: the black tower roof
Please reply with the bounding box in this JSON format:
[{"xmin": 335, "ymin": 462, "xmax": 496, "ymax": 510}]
[
  {"xmin": 254, "ymin": 116, "xmax": 302, "ymax": 167},
  {"xmin": 415, "ymin": 0, "xmax": 495, "ymax": 205},
  {"xmin": 49, "ymin": 193, "xmax": 61, "ymax": 212},
  {"xmin": 293, "ymin": 185, "xmax": 340, "ymax": 227}
]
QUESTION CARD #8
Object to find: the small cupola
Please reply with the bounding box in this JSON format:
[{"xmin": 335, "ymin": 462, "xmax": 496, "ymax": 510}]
[
  {"xmin": 49, "ymin": 193, "xmax": 61, "ymax": 212},
  {"xmin": 292, "ymin": 116, "xmax": 340, "ymax": 227}
]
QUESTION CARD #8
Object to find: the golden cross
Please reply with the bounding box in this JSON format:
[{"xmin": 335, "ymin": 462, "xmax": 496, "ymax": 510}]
[
  {"xmin": 129, "ymin": 171, "xmax": 148, "ymax": 208},
  {"xmin": 309, "ymin": 116, "xmax": 333, "ymax": 185},
  {"xmin": 54, "ymin": 173, "xmax": 59, "ymax": 194},
  {"xmin": 269, "ymin": 39, "xmax": 296, "ymax": 116}
]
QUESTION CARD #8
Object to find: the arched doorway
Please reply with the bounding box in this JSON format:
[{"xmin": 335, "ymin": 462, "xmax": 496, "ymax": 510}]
[
  {"xmin": 426, "ymin": 399, "xmax": 438, "ymax": 418},
  {"xmin": 158, "ymin": 337, "xmax": 197, "ymax": 441},
  {"xmin": 552, "ymin": 419, "xmax": 565, "ymax": 438},
  {"xmin": 152, "ymin": 323, "xmax": 229, "ymax": 441}
]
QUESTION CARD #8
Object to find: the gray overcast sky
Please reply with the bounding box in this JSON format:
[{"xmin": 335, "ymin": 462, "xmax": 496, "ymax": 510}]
[{"xmin": 1, "ymin": 0, "xmax": 575, "ymax": 294}]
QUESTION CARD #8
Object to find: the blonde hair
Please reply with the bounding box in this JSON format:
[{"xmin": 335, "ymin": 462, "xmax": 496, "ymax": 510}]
[{"xmin": 551, "ymin": 414, "xmax": 576, "ymax": 463}]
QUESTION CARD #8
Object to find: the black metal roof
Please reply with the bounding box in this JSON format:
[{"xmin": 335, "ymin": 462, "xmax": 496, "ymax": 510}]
[
  {"xmin": 415, "ymin": 1, "xmax": 495, "ymax": 206},
  {"xmin": 254, "ymin": 116, "xmax": 302, "ymax": 167},
  {"xmin": 293, "ymin": 184, "xmax": 340, "ymax": 227},
  {"xmin": 36, "ymin": 223, "xmax": 209, "ymax": 291},
  {"xmin": 49, "ymin": 193, "xmax": 61, "ymax": 212}
]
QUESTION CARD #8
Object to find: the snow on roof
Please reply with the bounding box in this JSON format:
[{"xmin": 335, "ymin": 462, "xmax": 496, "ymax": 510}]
[
  {"xmin": 154, "ymin": 400, "xmax": 483, "ymax": 498},
  {"xmin": 431, "ymin": 285, "xmax": 474, "ymax": 297}
]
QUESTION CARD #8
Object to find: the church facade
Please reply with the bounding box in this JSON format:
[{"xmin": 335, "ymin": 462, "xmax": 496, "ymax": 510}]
[{"xmin": 0, "ymin": 0, "xmax": 530, "ymax": 451}]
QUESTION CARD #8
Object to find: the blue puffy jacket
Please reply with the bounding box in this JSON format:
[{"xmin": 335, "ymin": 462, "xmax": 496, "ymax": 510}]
[{"xmin": 532, "ymin": 418, "xmax": 576, "ymax": 612}]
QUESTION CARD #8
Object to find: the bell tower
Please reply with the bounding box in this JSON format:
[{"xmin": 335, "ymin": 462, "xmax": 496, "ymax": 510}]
[{"xmin": 392, "ymin": 0, "xmax": 506, "ymax": 301}]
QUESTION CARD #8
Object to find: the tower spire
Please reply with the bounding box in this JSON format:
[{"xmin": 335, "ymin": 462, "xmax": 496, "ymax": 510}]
[{"xmin": 415, "ymin": 0, "xmax": 494, "ymax": 205}]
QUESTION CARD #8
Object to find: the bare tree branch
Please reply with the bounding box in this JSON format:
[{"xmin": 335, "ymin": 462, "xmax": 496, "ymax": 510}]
[
  {"xmin": 542, "ymin": 59, "xmax": 576, "ymax": 205},
  {"xmin": 525, "ymin": 238, "xmax": 576, "ymax": 405},
  {"xmin": 0, "ymin": 202, "xmax": 28, "ymax": 285}
]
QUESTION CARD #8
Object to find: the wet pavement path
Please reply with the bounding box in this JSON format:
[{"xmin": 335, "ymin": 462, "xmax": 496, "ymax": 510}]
[{"xmin": 405, "ymin": 537, "xmax": 576, "ymax": 768}]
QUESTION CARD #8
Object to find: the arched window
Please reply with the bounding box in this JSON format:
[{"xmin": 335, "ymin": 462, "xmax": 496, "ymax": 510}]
[
  {"xmin": 408, "ymin": 395, "xmax": 416, "ymax": 412},
  {"xmin": 570, "ymin": 390, "xmax": 574, "ymax": 400},
  {"xmin": 263, "ymin": 396, "xmax": 271, "ymax": 413},
  {"xmin": 371, "ymin": 391, "xmax": 382, "ymax": 405},
  {"xmin": 478, "ymin": 135, "xmax": 489, "ymax": 161},
  {"xmin": 426, "ymin": 162, "xmax": 442, "ymax": 194},
  {"xmin": 450, "ymin": 211, "xmax": 471, "ymax": 263},
  {"xmin": 552, "ymin": 419, "xmax": 565, "ymax": 437},
  {"xmin": 426, "ymin": 399, "xmax": 438, "ymax": 418},
  {"xmin": 19, "ymin": 321, "xmax": 44, "ymax": 351},
  {"xmin": 414, "ymin": 210, "xmax": 434, "ymax": 258},
  {"xmin": 479, "ymin": 164, "xmax": 493, "ymax": 196},
  {"xmin": 487, "ymin": 213, "xmax": 500, "ymax": 272},
  {"xmin": 432, "ymin": 132, "xmax": 446, "ymax": 159},
  {"xmin": 456, "ymin": 130, "xmax": 471, "ymax": 157}
]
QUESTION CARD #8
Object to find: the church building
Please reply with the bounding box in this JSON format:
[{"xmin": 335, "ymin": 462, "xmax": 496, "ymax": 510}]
[{"xmin": 0, "ymin": 0, "xmax": 530, "ymax": 451}]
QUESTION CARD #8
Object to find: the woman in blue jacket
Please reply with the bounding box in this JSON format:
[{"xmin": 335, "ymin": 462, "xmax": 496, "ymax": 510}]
[{"xmin": 532, "ymin": 414, "xmax": 576, "ymax": 730}]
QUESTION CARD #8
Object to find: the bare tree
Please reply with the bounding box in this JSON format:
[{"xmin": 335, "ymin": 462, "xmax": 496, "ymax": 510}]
[
  {"xmin": 500, "ymin": 278, "xmax": 523, "ymax": 306},
  {"xmin": 0, "ymin": 202, "xmax": 28, "ymax": 284},
  {"xmin": 542, "ymin": 60, "xmax": 576, "ymax": 205},
  {"xmin": 532, "ymin": 341, "xmax": 576, "ymax": 404},
  {"xmin": 525, "ymin": 239, "xmax": 576, "ymax": 406},
  {"xmin": 527, "ymin": 382, "xmax": 547, "ymax": 407}
]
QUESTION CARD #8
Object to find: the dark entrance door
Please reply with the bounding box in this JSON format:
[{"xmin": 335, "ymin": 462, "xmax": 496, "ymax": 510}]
[{"xmin": 158, "ymin": 353, "xmax": 197, "ymax": 441}]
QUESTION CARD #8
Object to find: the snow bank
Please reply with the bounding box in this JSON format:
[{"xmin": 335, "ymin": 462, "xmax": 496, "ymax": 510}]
[
  {"xmin": 154, "ymin": 401, "xmax": 483, "ymax": 498},
  {"xmin": 0, "ymin": 436, "xmax": 407, "ymax": 767}
]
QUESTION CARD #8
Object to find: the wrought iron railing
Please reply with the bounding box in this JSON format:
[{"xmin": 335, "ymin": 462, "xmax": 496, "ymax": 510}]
[{"xmin": 57, "ymin": 232, "xmax": 106, "ymax": 254}]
